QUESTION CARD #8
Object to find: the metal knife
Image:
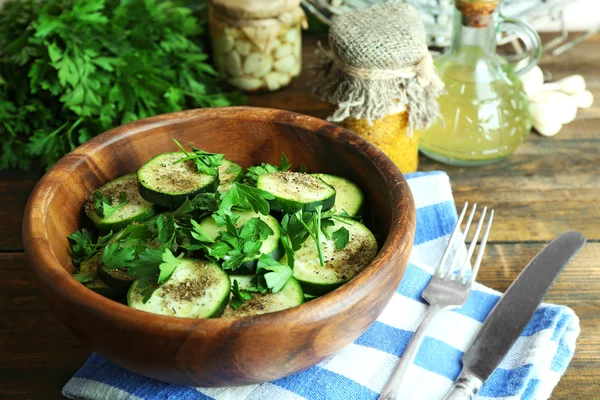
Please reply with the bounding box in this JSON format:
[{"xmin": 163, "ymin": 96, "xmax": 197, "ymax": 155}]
[{"xmin": 443, "ymin": 231, "xmax": 586, "ymax": 400}]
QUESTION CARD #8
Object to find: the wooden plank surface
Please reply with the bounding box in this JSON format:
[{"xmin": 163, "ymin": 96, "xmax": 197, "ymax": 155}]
[{"xmin": 2, "ymin": 33, "xmax": 600, "ymax": 398}]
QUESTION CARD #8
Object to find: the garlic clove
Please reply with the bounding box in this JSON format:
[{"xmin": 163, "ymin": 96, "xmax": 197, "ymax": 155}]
[
  {"xmin": 224, "ymin": 27, "xmax": 241, "ymax": 39},
  {"xmin": 274, "ymin": 43, "xmax": 293, "ymax": 59},
  {"xmin": 520, "ymin": 65, "xmax": 544, "ymax": 94},
  {"xmin": 265, "ymin": 71, "xmax": 285, "ymax": 91},
  {"xmin": 273, "ymin": 55, "xmax": 296, "ymax": 73},
  {"xmin": 228, "ymin": 76, "xmax": 263, "ymax": 91},
  {"xmin": 532, "ymin": 117, "xmax": 563, "ymax": 137},
  {"xmin": 234, "ymin": 41, "xmax": 252, "ymax": 56},
  {"xmin": 226, "ymin": 52, "xmax": 242, "ymax": 77},
  {"xmin": 243, "ymin": 53, "xmax": 273, "ymax": 78},
  {"xmin": 279, "ymin": 72, "xmax": 292, "ymax": 87},
  {"xmin": 284, "ymin": 27, "xmax": 298, "ymax": 44},
  {"xmin": 271, "ymin": 39, "xmax": 281, "ymax": 51},
  {"xmin": 570, "ymin": 90, "xmax": 594, "ymax": 108},
  {"xmin": 215, "ymin": 35, "xmax": 235, "ymax": 53},
  {"xmin": 528, "ymin": 91, "xmax": 578, "ymax": 124},
  {"xmin": 540, "ymin": 74, "xmax": 586, "ymax": 95}
]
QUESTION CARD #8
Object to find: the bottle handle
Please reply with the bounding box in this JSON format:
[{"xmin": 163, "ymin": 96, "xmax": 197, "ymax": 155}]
[{"xmin": 498, "ymin": 16, "xmax": 542, "ymax": 77}]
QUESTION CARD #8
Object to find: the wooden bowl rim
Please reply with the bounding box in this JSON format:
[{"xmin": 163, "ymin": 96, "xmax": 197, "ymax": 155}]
[{"xmin": 23, "ymin": 106, "xmax": 415, "ymax": 331}]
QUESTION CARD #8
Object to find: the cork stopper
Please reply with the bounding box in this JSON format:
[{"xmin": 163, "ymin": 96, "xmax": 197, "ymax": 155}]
[{"xmin": 456, "ymin": 0, "xmax": 501, "ymax": 28}]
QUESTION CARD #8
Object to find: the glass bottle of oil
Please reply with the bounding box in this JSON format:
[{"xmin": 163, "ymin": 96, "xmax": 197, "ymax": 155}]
[{"xmin": 419, "ymin": 0, "xmax": 542, "ymax": 166}]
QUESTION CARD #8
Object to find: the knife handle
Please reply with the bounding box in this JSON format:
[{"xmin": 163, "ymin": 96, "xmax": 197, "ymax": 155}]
[{"xmin": 443, "ymin": 372, "xmax": 483, "ymax": 400}]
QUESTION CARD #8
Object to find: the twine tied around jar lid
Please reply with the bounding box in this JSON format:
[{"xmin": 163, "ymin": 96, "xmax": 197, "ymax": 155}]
[
  {"xmin": 210, "ymin": 0, "xmax": 307, "ymax": 53},
  {"xmin": 313, "ymin": 3, "xmax": 445, "ymax": 132}
]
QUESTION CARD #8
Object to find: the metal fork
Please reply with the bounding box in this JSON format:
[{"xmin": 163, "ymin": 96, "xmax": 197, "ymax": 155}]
[{"xmin": 379, "ymin": 202, "xmax": 494, "ymax": 400}]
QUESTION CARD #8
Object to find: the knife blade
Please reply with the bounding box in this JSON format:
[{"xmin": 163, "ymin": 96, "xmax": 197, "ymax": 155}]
[{"xmin": 443, "ymin": 231, "xmax": 586, "ymax": 400}]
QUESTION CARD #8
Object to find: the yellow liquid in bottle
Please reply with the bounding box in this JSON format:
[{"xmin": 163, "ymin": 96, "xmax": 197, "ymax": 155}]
[{"xmin": 420, "ymin": 46, "xmax": 531, "ymax": 166}]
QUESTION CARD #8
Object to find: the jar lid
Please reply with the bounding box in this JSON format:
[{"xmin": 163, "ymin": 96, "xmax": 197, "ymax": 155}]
[
  {"xmin": 312, "ymin": 3, "xmax": 444, "ymax": 131},
  {"xmin": 210, "ymin": 0, "xmax": 302, "ymax": 20}
]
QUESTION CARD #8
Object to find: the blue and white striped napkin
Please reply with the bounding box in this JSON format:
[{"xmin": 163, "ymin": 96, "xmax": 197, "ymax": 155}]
[{"xmin": 63, "ymin": 171, "xmax": 580, "ymax": 400}]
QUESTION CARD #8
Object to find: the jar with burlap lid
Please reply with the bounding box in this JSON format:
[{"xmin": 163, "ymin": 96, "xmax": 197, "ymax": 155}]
[
  {"xmin": 313, "ymin": 3, "xmax": 444, "ymax": 173},
  {"xmin": 209, "ymin": 0, "xmax": 307, "ymax": 92}
]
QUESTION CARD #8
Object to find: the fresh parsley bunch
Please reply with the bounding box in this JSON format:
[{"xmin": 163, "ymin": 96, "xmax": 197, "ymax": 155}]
[{"xmin": 0, "ymin": 0, "xmax": 244, "ymax": 170}]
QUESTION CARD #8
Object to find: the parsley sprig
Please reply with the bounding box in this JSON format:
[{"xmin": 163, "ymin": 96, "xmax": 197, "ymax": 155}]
[
  {"xmin": 173, "ymin": 139, "xmax": 224, "ymax": 176},
  {"xmin": 93, "ymin": 190, "xmax": 128, "ymax": 218},
  {"xmin": 244, "ymin": 153, "xmax": 291, "ymax": 186},
  {"xmin": 68, "ymin": 229, "xmax": 113, "ymax": 264},
  {"xmin": 0, "ymin": 0, "xmax": 245, "ymax": 171}
]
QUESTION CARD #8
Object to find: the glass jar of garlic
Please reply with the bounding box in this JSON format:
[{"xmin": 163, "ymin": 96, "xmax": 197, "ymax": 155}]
[
  {"xmin": 209, "ymin": 0, "xmax": 306, "ymax": 92},
  {"xmin": 313, "ymin": 3, "xmax": 444, "ymax": 174}
]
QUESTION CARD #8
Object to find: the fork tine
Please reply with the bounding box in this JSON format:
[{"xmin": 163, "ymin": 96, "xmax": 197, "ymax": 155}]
[
  {"xmin": 467, "ymin": 209, "xmax": 494, "ymax": 285},
  {"xmin": 457, "ymin": 207, "xmax": 487, "ymax": 281},
  {"xmin": 436, "ymin": 202, "xmax": 469, "ymax": 277},
  {"xmin": 443, "ymin": 203, "xmax": 477, "ymax": 279}
]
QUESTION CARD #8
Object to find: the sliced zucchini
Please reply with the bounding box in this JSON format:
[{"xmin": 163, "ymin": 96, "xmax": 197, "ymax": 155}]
[
  {"xmin": 312, "ymin": 174, "xmax": 364, "ymax": 217},
  {"xmin": 137, "ymin": 152, "xmax": 219, "ymax": 208},
  {"xmin": 222, "ymin": 275, "xmax": 304, "ymax": 318},
  {"xmin": 198, "ymin": 210, "xmax": 282, "ymax": 272},
  {"xmin": 256, "ymin": 171, "xmax": 336, "ymax": 214},
  {"xmin": 217, "ymin": 159, "xmax": 242, "ymax": 194},
  {"xmin": 84, "ymin": 173, "xmax": 157, "ymax": 233},
  {"xmin": 287, "ymin": 217, "xmax": 378, "ymax": 296},
  {"xmin": 128, "ymin": 259, "xmax": 230, "ymax": 318},
  {"xmin": 79, "ymin": 254, "xmax": 119, "ymax": 299},
  {"xmin": 98, "ymin": 262, "xmax": 135, "ymax": 296}
]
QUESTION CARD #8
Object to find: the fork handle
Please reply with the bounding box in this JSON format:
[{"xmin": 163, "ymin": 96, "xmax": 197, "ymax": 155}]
[{"xmin": 378, "ymin": 304, "xmax": 446, "ymax": 400}]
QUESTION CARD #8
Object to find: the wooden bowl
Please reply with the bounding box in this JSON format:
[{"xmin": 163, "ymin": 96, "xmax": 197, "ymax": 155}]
[{"xmin": 23, "ymin": 107, "xmax": 415, "ymax": 386}]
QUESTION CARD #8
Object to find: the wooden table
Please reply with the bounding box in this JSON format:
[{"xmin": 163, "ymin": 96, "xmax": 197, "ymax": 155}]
[{"xmin": 2, "ymin": 34, "xmax": 599, "ymax": 399}]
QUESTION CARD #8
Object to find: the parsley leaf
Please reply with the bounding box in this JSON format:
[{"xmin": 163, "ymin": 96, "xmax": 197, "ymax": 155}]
[
  {"xmin": 171, "ymin": 192, "xmax": 220, "ymax": 217},
  {"xmin": 73, "ymin": 272, "xmax": 95, "ymax": 283},
  {"xmin": 127, "ymin": 248, "xmax": 164, "ymax": 278},
  {"xmin": 222, "ymin": 249, "xmax": 246, "ymax": 271},
  {"xmin": 156, "ymin": 214, "xmax": 176, "ymax": 244},
  {"xmin": 294, "ymin": 208, "xmax": 326, "ymax": 266},
  {"xmin": 102, "ymin": 243, "xmax": 136, "ymax": 270},
  {"xmin": 68, "ymin": 228, "xmax": 112, "ymax": 263},
  {"xmin": 280, "ymin": 213, "xmax": 311, "ymax": 250},
  {"xmin": 158, "ymin": 248, "xmax": 183, "ymax": 284},
  {"xmin": 256, "ymin": 254, "xmax": 293, "ymax": 293},
  {"xmin": 125, "ymin": 247, "xmax": 179, "ymax": 303},
  {"xmin": 279, "ymin": 153, "xmax": 291, "ymax": 172},
  {"xmin": 220, "ymin": 182, "xmax": 274, "ymax": 215},
  {"xmin": 333, "ymin": 227, "xmax": 350, "ymax": 250},
  {"xmin": 230, "ymin": 279, "xmax": 253, "ymax": 310},
  {"xmin": 209, "ymin": 241, "xmax": 232, "ymax": 259},
  {"xmin": 190, "ymin": 219, "xmax": 215, "ymax": 243},
  {"xmin": 173, "ymin": 139, "xmax": 224, "ymax": 176},
  {"xmin": 93, "ymin": 190, "xmax": 128, "ymax": 218},
  {"xmin": 244, "ymin": 153, "xmax": 292, "ymax": 185},
  {"xmin": 280, "ymin": 234, "xmax": 295, "ymax": 268}
]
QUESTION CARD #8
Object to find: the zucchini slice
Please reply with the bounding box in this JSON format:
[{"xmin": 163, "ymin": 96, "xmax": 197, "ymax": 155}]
[
  {"xmin": 312, "ymin": 174, "xmax": 364, "ymax": 217},
  {"xmin": 256, "ymin": 171, "xmax": 336, "ymax": 214},
  {"xmin": 84, "ymin": 173, "xmax": 157, "ymax": 233},
  {"xmin": 127, "ymin": 259, "xmax": 230, "ymax": 318},
  {"xmin": 288, "ymin": 217, "xmax": 378, "ymax": 296},
  {"xmin": 217, "ymin": 159, "xmax": 243, "ymax": 194},
  {"xmin": 97, "ymin": 262, "xmax": 135, "ymax": 296},
  {"xmin": 137, "ymin": 152, "xmax": 219, "ymax": 208},
  {"xmin": 79, "ymin": 254, "xmax": 119, "ymax": 299},
  {"xmin": 198, "ymin": 210, "xmax": 282, "ymax": 272},
  {"xmin": 222, "ymin": 275, "xmax": 304, "ymax": 318}
]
